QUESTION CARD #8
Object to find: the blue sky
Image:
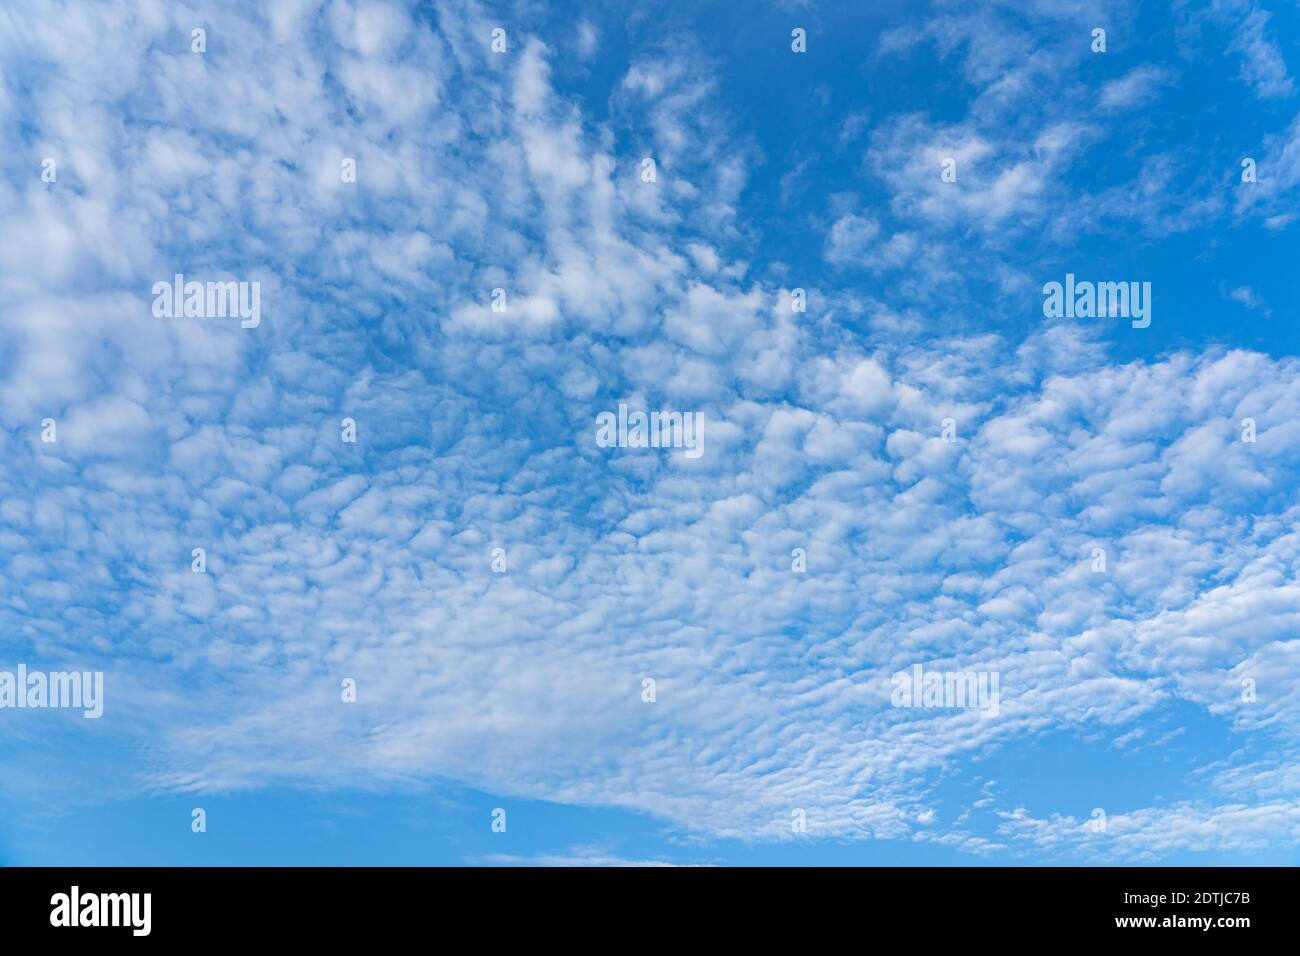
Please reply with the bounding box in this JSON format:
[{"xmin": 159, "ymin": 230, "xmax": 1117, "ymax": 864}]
[{"xmin": 1, "ymin": 0, "xmax": 1300, "ymax": 866}]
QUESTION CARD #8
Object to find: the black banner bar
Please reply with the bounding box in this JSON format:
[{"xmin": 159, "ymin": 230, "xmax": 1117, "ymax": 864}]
[{"xmin": 0, "ymin": 866, "xmax": 1288, "ymax": 942}]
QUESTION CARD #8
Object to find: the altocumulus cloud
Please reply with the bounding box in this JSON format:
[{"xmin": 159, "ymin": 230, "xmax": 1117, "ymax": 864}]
[{"xmin": 1, "ymin": 0, "xmax": 1299, "ymax": 863}]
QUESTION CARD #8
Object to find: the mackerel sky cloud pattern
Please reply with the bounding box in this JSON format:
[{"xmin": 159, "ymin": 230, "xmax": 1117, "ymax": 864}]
[{"xmin": 1, "ymin": 0, "xmax": 1298, "ymax": 866}]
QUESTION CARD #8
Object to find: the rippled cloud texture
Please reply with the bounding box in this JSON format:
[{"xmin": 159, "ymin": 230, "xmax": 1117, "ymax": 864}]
[{"xmin": 1, "ymin": 0, "xmax": 1298, "ymax": 865}]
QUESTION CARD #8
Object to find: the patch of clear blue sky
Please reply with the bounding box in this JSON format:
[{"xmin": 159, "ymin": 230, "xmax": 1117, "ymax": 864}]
[
  {"xmin": 557, "ymin": 0, "xmax": 1299, "ymax": 361},
  {"xmin": 1, "ymin": 702, "xmax": 1290, "ymax": 865}
]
